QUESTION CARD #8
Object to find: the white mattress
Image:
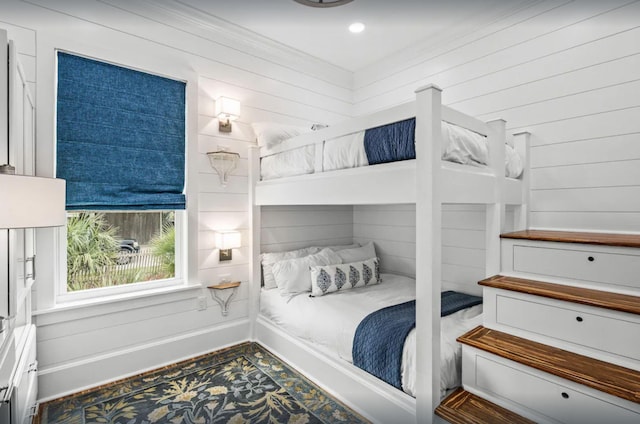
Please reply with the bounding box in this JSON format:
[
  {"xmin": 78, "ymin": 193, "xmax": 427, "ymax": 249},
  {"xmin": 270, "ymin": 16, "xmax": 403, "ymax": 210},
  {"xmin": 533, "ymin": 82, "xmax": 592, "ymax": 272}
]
[
  {"xmin": 260, "ymin": 123, "xmax": 523, "ymax": 180},
  {"xmin": 259, "ymin": 273, "xmax": 482, "ymax": 398}
]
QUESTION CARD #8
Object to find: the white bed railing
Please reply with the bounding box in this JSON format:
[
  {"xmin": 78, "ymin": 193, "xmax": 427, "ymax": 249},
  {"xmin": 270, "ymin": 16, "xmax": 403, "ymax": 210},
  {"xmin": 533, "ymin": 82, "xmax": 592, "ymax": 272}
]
[{"xmin": 258, "ymin": 90, "xmax": 503, "ymax": 180}]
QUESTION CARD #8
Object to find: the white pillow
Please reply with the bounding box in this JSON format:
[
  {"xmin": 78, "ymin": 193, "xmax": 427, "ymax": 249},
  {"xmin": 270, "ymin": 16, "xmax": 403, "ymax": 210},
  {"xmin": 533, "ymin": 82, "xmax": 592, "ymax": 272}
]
[
  {"xmin": 323, "ymin": 131, "xmax": 368, "ymax": 172},
  {"xmin": 310, "ymin": 258, "xmax": 380, "ymax": 297},
  {"xmin": 318, "ymin": 243, "xmax": 360, "ymax": 252},
  {"xmin": 441, "ymin": 121, "xmax": 489, "ymax": 166},
  {"xmin": 505, "ymin": 144, "xmax": 523, "ymax": 178},
  {"xmin": 251, "ymin": 122, "xmax": 311, "ymax": 149},
  {"xmin": 335, "ymin": 241, "xmax": 376, "ymax": 263},
  {"xmin": 261, "ymin": 246, "xmax": 320, "ymax": 290},
  {"xmin": 260, "ymin": 145, "xmax": 315, "ymax": 180},
  {"xmin": 272, "ymin": 248, "xmax": 342, "ymax": 298}
]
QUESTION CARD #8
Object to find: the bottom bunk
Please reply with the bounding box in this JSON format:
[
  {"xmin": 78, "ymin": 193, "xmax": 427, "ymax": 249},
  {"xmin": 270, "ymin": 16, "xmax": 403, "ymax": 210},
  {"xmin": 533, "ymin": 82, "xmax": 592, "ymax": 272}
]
[
  {"xmin": 250, "ymin": 198, "xmax": 518, "ymax": 422},
  {"xmin": 254, "ymin": 244, "xmax": 484, "ymax": 423},
  {"xmin": 259, "ymin": 274, "xmax": 482, "ymax": 399}
]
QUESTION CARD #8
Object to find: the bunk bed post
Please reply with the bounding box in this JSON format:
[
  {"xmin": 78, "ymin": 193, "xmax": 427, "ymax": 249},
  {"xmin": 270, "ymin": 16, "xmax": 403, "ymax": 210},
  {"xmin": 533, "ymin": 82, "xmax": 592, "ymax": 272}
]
[
  {"xmin": 485, "ymin": 119, "xmax": 506, "ymax": 277},
  {"xmin": 513, "ymin": 131, "xmax": 531, "ymax": 231},
  {"xmin": 414, "ymin": 84, "xmax": 442, "ymax": 423},
  {"xmin": 248, "ymin": 145, "xmax": 262, "ymax": 339}
]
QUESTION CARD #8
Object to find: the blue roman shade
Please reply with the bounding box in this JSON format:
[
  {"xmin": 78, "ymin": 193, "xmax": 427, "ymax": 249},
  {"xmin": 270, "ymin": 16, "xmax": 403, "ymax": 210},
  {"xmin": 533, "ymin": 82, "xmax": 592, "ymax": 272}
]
[{"xmin": 56, "ymin": 52, "xmax": 186, "ymax": 210}]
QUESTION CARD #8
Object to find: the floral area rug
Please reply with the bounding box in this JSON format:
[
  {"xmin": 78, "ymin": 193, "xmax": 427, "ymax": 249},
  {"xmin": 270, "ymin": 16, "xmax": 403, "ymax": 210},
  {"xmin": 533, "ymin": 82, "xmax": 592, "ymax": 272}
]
[{"xmin": 37, "ymin": 342, "xmax": 369, "ymax": 424}]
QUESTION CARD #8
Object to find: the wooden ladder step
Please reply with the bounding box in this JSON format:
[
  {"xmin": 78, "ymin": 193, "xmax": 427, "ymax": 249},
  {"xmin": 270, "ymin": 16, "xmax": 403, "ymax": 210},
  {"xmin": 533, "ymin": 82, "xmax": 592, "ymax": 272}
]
[
  {"xmin": 479, "ymin": 275, "xmax": 640, "ymax": 315},
  {"xmin": 500, "ymin": 230, "xmax": 640, "ymax": 248},
  {"xmin": 435, "ymin": 388, "xmax": 535, "ymax": 424},
  {"xmin": 459, "ymin": 326, "xmax": 640, "ymax": 404}
]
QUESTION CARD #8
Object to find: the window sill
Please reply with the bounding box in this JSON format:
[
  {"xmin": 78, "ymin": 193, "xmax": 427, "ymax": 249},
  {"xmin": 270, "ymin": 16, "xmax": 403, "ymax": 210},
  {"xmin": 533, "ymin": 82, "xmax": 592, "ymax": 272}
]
[{"xmin": 33, "ymin": 283, "xmax": 204, "ymax": 325}]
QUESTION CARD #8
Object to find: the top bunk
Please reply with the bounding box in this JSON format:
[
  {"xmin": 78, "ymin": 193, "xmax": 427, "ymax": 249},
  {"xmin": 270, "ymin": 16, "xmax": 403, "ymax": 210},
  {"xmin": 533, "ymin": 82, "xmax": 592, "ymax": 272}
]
[{"xmin": 249, "ymin": 84, "xmax": 529, "ymax": 206}]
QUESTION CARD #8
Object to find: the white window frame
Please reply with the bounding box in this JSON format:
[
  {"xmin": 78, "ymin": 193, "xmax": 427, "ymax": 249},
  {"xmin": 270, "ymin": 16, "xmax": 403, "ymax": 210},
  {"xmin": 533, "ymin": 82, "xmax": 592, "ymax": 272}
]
[
  {"xmin": 45, "ymin": 48, "xmax": 194, "ymax": 307},
  {"xmin": 33, "ymin": 35, "xmax": 199, "ymax": 314},
  {"xmin": 55, "ymin": 210, "xmax": 187, "ymax": 304}
]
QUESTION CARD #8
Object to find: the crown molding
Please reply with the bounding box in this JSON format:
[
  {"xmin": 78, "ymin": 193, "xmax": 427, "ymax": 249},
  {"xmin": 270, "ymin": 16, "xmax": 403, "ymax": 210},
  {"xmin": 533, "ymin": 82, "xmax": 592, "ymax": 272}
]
[{"xmin": 101, "ymin": 0, "xmax": 352, "ymax": 89}]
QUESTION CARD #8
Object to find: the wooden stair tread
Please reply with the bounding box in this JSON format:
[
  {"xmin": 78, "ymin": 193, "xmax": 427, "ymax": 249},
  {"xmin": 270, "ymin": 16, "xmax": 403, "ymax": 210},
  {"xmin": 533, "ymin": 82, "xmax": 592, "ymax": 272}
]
[
  {"xmin": 458, "ymin": 326, "xmax": 640, "ymax": 404},
  {"xmin": 479, "ymin": 275, "xmax": 640, "ymax": 315},
  {"xmin": 435, "ymin": 388, "xmax": 535, "ymax": 424},
  {"xmin": 500, "ymin": 230, "xmax": 640, "ymax": 248}
]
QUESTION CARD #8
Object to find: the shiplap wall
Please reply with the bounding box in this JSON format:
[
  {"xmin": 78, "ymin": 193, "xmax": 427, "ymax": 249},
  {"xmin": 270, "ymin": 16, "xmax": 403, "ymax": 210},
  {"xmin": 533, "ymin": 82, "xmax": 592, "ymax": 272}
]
[
  {"xmin": 353, "ymin": 205, "xmax": 487, "ymax": 296},
  {"xmin": 0, "ymin": 0, "xmax": 351, "ymax": 400},
  {"xmin": 260, "ymin": 206, "xmax": 354, "ymax": 254},
  {"xmin": 258, "ymin": 203, "xmax": 507, "ymax": 297},
  {"xmin": 3, "ymin": 0, "xmax": 633, "ymax": 403},
  {"xmin": 354, "ymin": 0, "xmax": 640, "ymax": 233}
]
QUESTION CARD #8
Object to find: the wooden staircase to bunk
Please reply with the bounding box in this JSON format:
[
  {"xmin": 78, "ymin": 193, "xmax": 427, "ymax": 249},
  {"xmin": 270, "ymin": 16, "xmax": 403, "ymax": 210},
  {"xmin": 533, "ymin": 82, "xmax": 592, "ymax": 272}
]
[{"xmin": 436, "ymin": 230, "xmax": 640, "ymax": 424}]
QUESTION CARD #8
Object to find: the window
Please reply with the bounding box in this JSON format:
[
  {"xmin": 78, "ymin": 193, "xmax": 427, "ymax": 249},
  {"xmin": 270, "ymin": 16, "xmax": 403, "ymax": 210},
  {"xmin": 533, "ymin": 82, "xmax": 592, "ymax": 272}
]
[
  {"xmin": 55, "ymin": 52, "xmax": 186, "ymax": 297},
  {"xmin": 65, "ymin": 211, "xmax": 176, "ymax": 292}
]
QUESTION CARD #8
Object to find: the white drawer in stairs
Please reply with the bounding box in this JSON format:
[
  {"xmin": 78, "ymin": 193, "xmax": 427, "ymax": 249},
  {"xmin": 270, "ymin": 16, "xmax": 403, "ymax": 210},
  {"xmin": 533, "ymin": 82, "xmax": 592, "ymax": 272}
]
[
  {"xmin": 464, "ymin": 231, "xmax": 640, "ymax": 424},
  {"xmin": 501, "ymin": 238, "xmax": 640, "ymax": 292},
  {"xmin": 462, "ymin": 346, "xmax": 640, "ymax": 424},
  {"xmin": 483, "ymin": 287, "xmax": 640, "ymax": 369}
]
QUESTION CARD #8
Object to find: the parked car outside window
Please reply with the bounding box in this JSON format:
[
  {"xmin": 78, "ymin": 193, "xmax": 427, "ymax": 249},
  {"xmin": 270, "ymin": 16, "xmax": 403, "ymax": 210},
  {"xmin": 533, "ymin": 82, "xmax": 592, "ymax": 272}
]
[{"xmin": 117, "ymin": 239, "xmax": 140, "ymax": 264}]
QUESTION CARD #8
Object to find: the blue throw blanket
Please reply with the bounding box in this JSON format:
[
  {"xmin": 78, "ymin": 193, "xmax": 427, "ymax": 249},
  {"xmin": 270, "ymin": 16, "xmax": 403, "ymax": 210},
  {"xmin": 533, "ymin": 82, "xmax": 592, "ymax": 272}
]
[
  {"xmin": 352, "ymin": 291, "xmax": 482, "ymax": 389},
  {"xmin": 364, "ymin": 118, "xmax": 416, "ymax": 165}
]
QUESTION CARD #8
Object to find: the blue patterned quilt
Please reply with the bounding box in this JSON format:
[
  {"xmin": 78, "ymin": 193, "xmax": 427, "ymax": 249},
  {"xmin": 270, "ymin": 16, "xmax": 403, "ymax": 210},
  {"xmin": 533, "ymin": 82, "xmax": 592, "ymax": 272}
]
[{"xmin": 352, "ymin": 291, "xmax": 482, "ymax": 390}]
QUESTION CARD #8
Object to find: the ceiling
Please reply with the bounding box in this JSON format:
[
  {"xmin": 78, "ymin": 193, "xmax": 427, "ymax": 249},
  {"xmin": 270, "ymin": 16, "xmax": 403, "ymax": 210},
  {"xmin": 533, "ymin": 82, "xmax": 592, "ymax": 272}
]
[{"xmin": 172, "ymin": 0, "xmax": 528, "ymax": 72}]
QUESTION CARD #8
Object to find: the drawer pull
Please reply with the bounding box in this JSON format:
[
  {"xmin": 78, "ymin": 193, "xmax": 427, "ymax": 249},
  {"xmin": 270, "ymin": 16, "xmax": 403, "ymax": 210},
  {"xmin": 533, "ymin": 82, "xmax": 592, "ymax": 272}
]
[
  {"xmin": 587, "ymin": 256, "xmax": 595, "ymax": 262},
  {"xmin": 576, "ymin": 316, "xmax": 583, "ymax": 322},
  {"xmin": 25, "ymin": 255, "xmax": 36, "ymax": 280},
  {"xmin": 561, "ymin": 392, "xmax": 570, "ymax": 399}
]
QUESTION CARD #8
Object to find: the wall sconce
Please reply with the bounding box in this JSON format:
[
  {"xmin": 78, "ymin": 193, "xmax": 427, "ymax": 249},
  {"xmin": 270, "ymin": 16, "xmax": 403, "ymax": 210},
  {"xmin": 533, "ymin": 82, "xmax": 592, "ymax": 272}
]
[
  {"xmin": 207, "ymin": 150, "xmax": 240, "ymax": 186},
  {"xmin": 215, "ymin": 231, "xmax": 241, "ymax": 261},
  {"xmin": 0, "ymin": 172, "xmax": 66, "ymax": 228},
  {"xmin": 215, "ymin": 97, "xmax": 240, "ymax": 133}
]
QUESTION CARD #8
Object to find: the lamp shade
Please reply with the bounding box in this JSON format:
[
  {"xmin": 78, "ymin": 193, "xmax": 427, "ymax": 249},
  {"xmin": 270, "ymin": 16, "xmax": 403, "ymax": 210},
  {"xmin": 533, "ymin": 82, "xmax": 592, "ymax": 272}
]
[
  {"xmin": 0, "ymin": 174, "xmax": 66, "ymax": 228},
  {"xmin": 215, "ymin": 231, "xmax": 241, "ymax": 250},
  {"xmin": 215, "ymin": 97, "xmax": 241, "ymax": 121}
]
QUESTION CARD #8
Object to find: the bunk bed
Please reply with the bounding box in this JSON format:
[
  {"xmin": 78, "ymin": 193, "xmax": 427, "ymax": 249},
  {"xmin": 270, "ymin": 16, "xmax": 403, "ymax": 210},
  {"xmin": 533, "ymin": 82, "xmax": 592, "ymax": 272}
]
[{"xmin": 248, "ymin": 85, "xmax": 530, "ymax": 424}]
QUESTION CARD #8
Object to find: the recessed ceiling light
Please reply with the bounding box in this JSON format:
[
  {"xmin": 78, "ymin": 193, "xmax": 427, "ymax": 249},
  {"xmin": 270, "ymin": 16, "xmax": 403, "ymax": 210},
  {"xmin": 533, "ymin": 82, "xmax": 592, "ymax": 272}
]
[
  {"xmin": 349, "ymin": 22, "xmax": 365, "ymax": 33},
  {"xmin": 294, "ymin": 0, "xmax": 353, "ymax": 8}
]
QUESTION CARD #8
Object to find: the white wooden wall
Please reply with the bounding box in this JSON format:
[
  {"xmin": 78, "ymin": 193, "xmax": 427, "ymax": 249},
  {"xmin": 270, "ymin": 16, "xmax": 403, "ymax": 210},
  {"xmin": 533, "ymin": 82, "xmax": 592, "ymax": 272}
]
[
  {"xmin": 354, "ymin": 205, "xmax": 487, "ymax": 296},
  {"xmin": 257, "ymin": 204, "xmax": 497, "ymax": 296},
  {"xmin": 0, "ymin": 0, "xmax": 352, "ymax": 401},
  {"xmin": 2, "ymin": 0, "xmax": 635, "ymax": 405},
  {"xmin": 260, "ymin": 206, "xmax": 354, "ymax": 254},
  {"xmin": 353, "ymin": 0, "xmax": 640, "ymax": 233}
]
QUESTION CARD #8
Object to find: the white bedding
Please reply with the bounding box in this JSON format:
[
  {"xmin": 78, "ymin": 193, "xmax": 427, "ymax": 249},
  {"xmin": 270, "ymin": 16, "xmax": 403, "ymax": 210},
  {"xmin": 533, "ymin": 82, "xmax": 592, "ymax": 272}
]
[
  {"xmin": 259, "ymin": 273, "xmax": 482, "ymax": 398},
  {"xmin": 260, "ymin": 122, "xmax": 523, "ymax": 180}
]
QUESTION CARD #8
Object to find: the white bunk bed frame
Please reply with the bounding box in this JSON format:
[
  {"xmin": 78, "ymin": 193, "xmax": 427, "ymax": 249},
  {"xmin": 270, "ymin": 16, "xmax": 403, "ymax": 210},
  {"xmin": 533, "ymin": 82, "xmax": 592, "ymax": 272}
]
[{"xmin": 248, "ymin": 85, "xmax": 530, "ymax": 424}]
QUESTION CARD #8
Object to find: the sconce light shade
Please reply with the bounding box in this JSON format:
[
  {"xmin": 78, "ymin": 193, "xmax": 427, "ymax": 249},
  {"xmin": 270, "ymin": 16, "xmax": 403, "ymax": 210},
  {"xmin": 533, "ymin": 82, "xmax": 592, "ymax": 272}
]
[
  {"xmin": 215, "ymin": 97, "xmax": 241, "ymax": 133},
  {"xmin": 207, "ymin": 150, "xmax": 240, "ymax": 186},
  {"xmin": 215, "ymin": 230, "xmax": 241, "ymax": 261},
  {"xmin": 0, "ymin": 174, "xmax": 66, "ymax": 228}
]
